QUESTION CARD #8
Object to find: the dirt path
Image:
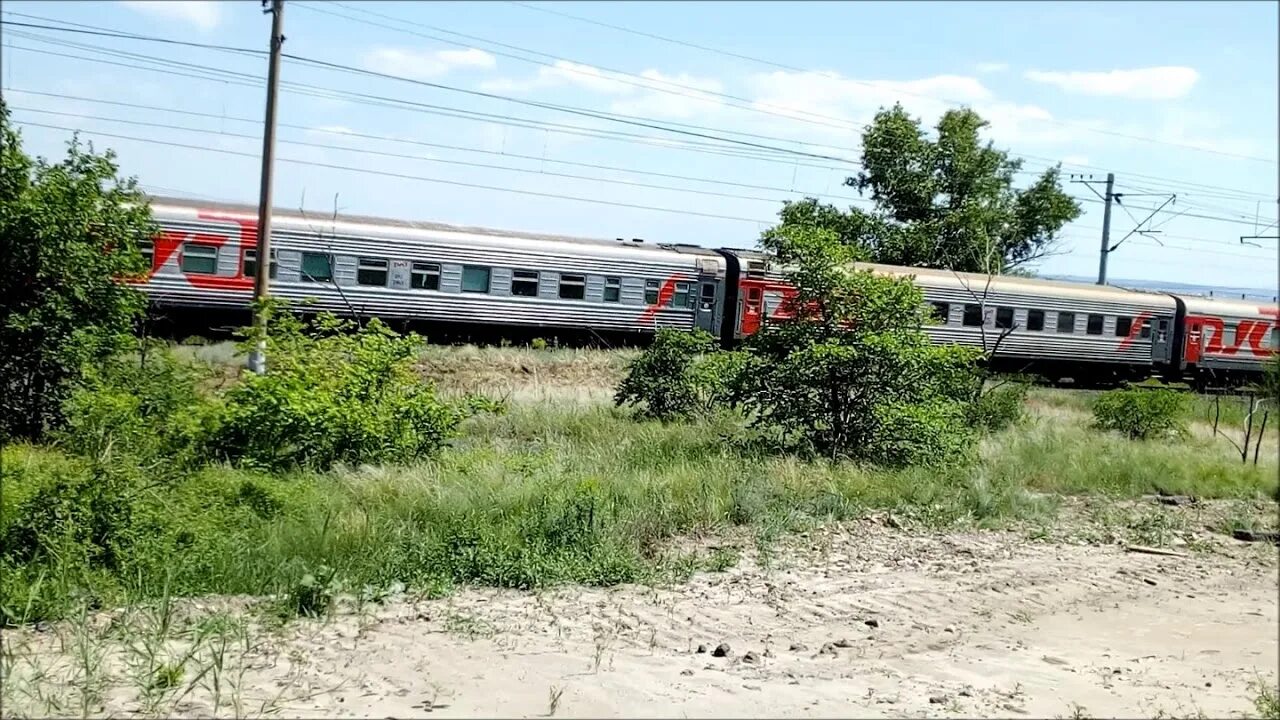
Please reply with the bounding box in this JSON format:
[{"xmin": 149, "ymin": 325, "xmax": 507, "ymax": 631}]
[{"xmin": 9, "ymin": 517, "xmax": 1271, "ymax": 719}]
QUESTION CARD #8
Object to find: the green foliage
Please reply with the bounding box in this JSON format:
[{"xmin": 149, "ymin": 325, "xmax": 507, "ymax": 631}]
[
  {"xmin": 1092, "ymin": 387, "xmax": 1188, "ymax": 440},
  {"xmin": 0, "ymin": 100, "xmax": 155, "ymax": 441},
  {"xmin": 739, "ymin": 224, "xmax": 983, "ymax": 463},
  {"xmin": 208, "ymin": 310, "xmax": 469, "ymax": 472},
  {"xmin": 54, "ymin": 342, "xmax": 214, "ymax": 469},
  {"xmin": 530, "ymin": 337, "xmax": 548, "ymax": 351},
  {"xmin": 967, "ymin": 382, "xmax": 1029, "ymax": 432},
  {"xmin": 614, "ymin": 328, "xmax": 733, "ymax": 420},
  {"xmin": 765, "ymin": 105, "xmax": 1081, "ymax": 273}
]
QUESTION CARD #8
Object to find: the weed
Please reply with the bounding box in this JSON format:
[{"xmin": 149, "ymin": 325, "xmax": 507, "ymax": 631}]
[{"xmin": 548, "ymin": 684, "xmax": 566, "ymax": 716}]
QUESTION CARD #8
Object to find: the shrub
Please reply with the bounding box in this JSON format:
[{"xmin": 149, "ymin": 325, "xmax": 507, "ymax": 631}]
[
  {"xmin": 1092, "ymin": 387, "xmax": 1188, "ymax": 440},
  {"xmin": 0, "ymin": 101, "xmax": 154, "ymax": 441},
  {"xmin": 208, "ymin": 311, "xmax": 473, "ymax": 472},
  {"xmin": 614, "ymin": 328, "xmax": 728, "ymax": 420},
  {"xmin": 967, "ymin": 382, "xmax": 1029, "ymax": 432},
  {"xmin": 54, "ymin": 342, "xmax": 213, "ymax": 469},
  {"xmin": 736, "ymin": 225, "xmax": 984, "ymax": 464}
]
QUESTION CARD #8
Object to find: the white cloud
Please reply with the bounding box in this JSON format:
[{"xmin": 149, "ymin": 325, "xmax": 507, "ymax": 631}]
[
  {"xmin": 1023, "ymin": 66, "xmax": 1200, "ymax": 100},
  {"xmin": 363, "ymin": 47, "xmax": 496, "ymax": 80},
  {"xmin": 976, "ymin": 62, "xmax": 1009, "ymax": 74},
  {"xmin": 608, "ymin": 70, "xmax": 725, "ymax": 119},
  {"xmin": 119, "ymin": 1, "xmax": 222, "ymax": 31},
  {"xmin": 1061, "ymin": 154, "xmax": 1091, "ymax": 167},
  {"xmin": 480, "ymin": 60, "xmax": 634, "ymax": 95}
]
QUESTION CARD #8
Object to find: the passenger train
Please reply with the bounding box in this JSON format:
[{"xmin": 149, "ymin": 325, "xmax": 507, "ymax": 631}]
[{"xmin": 136, "ymin": 197, "xmax": 1278, "ymax": 387}]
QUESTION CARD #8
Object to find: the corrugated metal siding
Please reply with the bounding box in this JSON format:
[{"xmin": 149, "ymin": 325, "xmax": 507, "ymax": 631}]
[{"xmin": 142, "ymin": 204, "xmax": 709, "ymax": 333}]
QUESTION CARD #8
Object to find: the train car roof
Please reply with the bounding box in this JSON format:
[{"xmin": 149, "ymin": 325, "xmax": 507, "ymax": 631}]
[
  {"xmin": 850, "ymin": 261, "xmax": 1179, "ymax": 307},
  {"xmin": 145, "ymin": 195, "xmax": 724, "ymax": 258},
  {"xmin": 1180, "ymin": 294, "xmax": 1280, "ymax": 319}
]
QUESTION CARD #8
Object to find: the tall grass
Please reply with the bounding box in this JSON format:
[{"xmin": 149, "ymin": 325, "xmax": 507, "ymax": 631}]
[{"xmin": 5, "ymin": 392, "xmax": 1275, "ymax": 625}]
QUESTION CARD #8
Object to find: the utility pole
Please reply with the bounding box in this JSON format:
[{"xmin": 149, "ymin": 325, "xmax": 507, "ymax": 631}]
[
  {"xmin": 248, "ymin": 0, "xmax": 284, "ymax": 375},
  {"xmin": 1096, "ymin": 172, "xmax": 1115, "ymax": 285},
  {"xmin": 1070, "ymin": 172, "xmax": 1117, "ymax": 285}
]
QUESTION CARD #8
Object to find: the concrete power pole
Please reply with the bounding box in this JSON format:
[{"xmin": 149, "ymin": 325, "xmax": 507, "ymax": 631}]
[
  {"xmin": 248, "ymin": 0, "xmax": 285, "ymax": 375},
  {"xmin": 1096, "ymin": 172, "xmax": 1115, "ymax": 286}
]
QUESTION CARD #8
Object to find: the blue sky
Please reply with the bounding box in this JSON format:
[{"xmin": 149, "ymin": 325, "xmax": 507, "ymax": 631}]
[{"xmin": 3, "ymin": 0, "xmax": 1277, "ymax": 292}]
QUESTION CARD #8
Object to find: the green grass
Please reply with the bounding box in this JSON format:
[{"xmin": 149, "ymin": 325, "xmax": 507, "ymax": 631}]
[{"xmin": 4, "ymin": 391, "xmax": 1275, "ymax": 626}]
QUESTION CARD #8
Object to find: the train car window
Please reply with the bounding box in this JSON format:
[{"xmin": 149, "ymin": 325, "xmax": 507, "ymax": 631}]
[
  {"xmin": 140, "ymin": 240, "xmax": 155, "ymax": 270},
  {"xmin": 1224, "ymin": 324, "xmax": 1237, "ymax": 346},
  {"xmin": 181, "ymin": 243, "xmax": 219, "ymax": 275},
  {"xmin": 962, "ymin": 304, "xmax": 983, "ymax": 327},
  {"xmin": 1026, "ymin": 309, "xmax": 1045, "ymax": 332},
  {"xmin": 300, "ymin": 252, "xmax": 333, "ymax": 283},
  {"xmin": 604, "ymin": 277, "xmax": 621, "ymax": 302},
  {"xmin": 1115, "ymin": 316, "xmax": 1132, "ymax": 337},
  {"xmin": 700, "ymin": 282, "xmax": 717, "ymax": 310},
  {"xmin": 511, "ymin": 270, "xmax": 540, "ymax": 297},
  {"xmin": 461, "ymin": 265, "xmax": 490, "ymax": 293},
  {"xmin": 670, "ymin": 281, "xmax": 694, "ymax": 309},
  {"xmin": 995, "ymin": 307, "xmax": 1015, "ymax": 329},
  {"xmin": 1271, "ymin": 327, "xmax": 1279, "ymax": 348},
  {"xmin": 1086, "ymin": 314, "xmax": 1104, "ymax": 335},
  {"xmin": 357, "ymin": 257, "xmax": 389, "ymax": 286},
  {"xmin": 644, "ymin": 279, "xmax": 660, "ymax": 305},
  {"xmin": 242, "ymin": 249, "xmax": 277, "ymax": 280},
  {"xmin": 1056, "ymin": 312, "xmax": 1075, "ymax": 333},
  {"xmin": 559, "ymin": 274, "xmax": 586, "ymax": 300},
  {"xmin": 930, "ymin": 302, "xmax": 949, "ymax": 323},
  {"xmin": 1140, "ymin": 318, "xmax": 1152, "ymax": 339},
  {"xmin": 410, "ymin": 262, "xmax": 440, "ymax": 290}
]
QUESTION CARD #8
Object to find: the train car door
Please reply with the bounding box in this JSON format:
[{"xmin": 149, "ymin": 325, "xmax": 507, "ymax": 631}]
[
  {"xmin": 694, "ymin": 277, "xmax": 719, "ymax": 333},
  {"xmin": 1184, "ymin": 317, "xmax": 1205, "ymax": 364},
  {"xmin": 740, "ymin": 284, "xmax": 765, "ymax": 336},
  {"xmin": 1150, "ymin": 316, "xmax": 1172, "ymax": 363}
]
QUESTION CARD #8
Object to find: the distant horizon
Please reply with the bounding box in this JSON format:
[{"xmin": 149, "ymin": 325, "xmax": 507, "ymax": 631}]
[{"xmin": 1044, "ymin": 273, "xmax": 1277, "ymax": 302}]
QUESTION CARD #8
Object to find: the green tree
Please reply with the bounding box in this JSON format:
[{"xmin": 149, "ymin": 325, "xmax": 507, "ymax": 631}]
[
  {"xmin": 739, "ymin": 224, "xmax": 983, "ymax": 463},
  {"xmin": 0, "ymin": 101, "xmax": 154, "ymax": 441},
  {"xmin": 764, "ymin": 104, "xmax": 1082, "ymax": 273}
]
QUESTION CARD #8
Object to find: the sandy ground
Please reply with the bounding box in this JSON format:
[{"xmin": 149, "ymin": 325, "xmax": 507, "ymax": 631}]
[{"xmin": 4, "ymin": 509, "xmax": 1276, "ymax": 719}]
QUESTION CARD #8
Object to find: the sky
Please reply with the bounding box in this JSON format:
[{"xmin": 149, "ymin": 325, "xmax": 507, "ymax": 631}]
[{"xmin": 2, "ymin": 0, "xmax": 1278, "ymax": 294}]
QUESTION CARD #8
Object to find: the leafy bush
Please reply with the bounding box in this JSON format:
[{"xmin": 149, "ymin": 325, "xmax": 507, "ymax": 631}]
[
  {"xmin": 967, "ymin": 382, "xmax": 1029, "ymax": 432},
  {"xmin": 208, "ymin": 311, "xmax": 473, "ymax": 472},
  {"xmin": 54, "ymin": 342, "xmax": 213, "ymax": 469},
  {"xmin": 735, "ymin": 225, "xmax": 983, "ymax": 464},
  {"xmin": 1092, "ymin": 387, "xmax": 1188, "ymax": 440},
  {"xmin": 0, "ymin": 101, "xmax": 154, "ymax": 441},
  {"xmin": 615, "ymin": 328, "xmax": 732, "ymax": 420}
]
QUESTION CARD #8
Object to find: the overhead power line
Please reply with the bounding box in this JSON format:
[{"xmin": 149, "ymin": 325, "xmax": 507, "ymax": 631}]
[
  {"xmin": 9, "ymin": 16, "xmax": 1276, "ymax": 200},
  {"xmin": 5, "ymin": 90, "xmax": 870, "ymax": 204},
  {"xmin": 1, "ymin": 41, "xmax": 862, "ymax": 168},
  {"xmin": 507, "ymin": 1, "xmax": 1279, "ymax": 165},
  {"xmin": 17, "ymin": 120, "xmax": 780, "ymax": 225}
]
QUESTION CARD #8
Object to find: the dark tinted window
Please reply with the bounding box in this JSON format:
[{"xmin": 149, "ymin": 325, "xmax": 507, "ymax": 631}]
[
  {"xmin": 604, "ymin": 277, "xmax": 621, "ymax": 303},
  {"xmin": 1057, "ymin": 312, "xmax": 1076, "ymax": 333},
  {"xmin": 411, "ymin": 262, "xmax": 440, "ymax": 290},
  {"xmin": 559, "ymin": 273, "xmax": 586, "ymax": 300},
  {"xmin": 1026, "ymin": 309, "xmax": 1045, "ymax": 332},
  {"xmin": 930, "ymin": 302, "xmax": 949, "ymax": 323},
  {"xmin": 242, "ymin": 249, "xmax": 277, "ymax": 281},
  {"xmin": 1140, "ymin": 318, "xmax": 1152, "ymax": 339},
  {"xmin": 645, "ymin": 279, "xmax": 660, "ymax": 305},
  {"xmin": 140, "ymin": 240, "xmax": 155, "ymax": 270},
  {"xmin": 512, "ymin": 270, "xmax": 540, "ymax": 297},
  {"xmin": 962, "ymin": 304, "xmax": 983, "ymax": 327},
  {"xmin": 357, "ymin": 257, "xmax": 388, "ymax": 286},
  {"xmin": 1115, "ymin": 316, "xmax": 1133, "ymax": 337},
  {"xmin": 1086, "ymin": 314, "xmax": 1104, "ymax": 335},
  {"xmin": 995, "ymin": 307, "xmax": 1015, "ymax": 329}
]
